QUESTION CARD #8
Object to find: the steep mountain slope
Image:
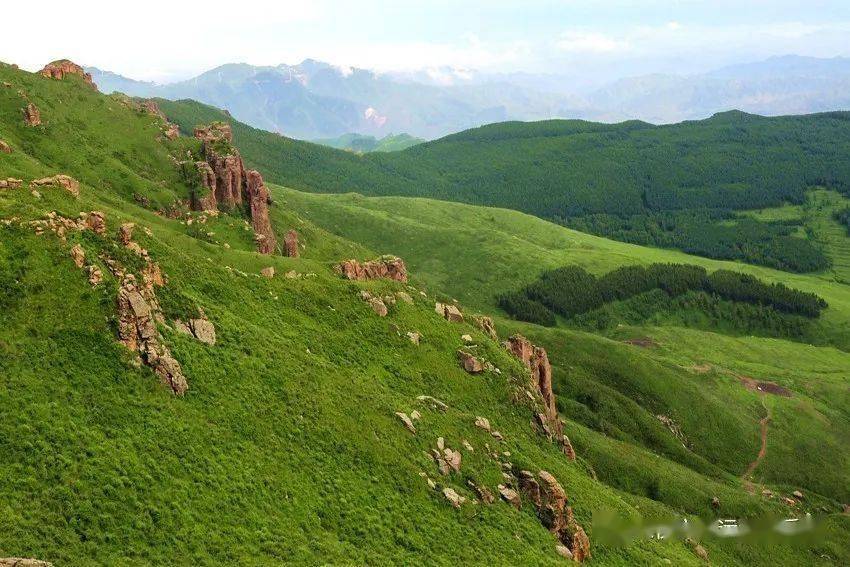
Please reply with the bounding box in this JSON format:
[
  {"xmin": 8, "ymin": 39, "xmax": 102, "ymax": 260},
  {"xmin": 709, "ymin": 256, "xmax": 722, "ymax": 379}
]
[{"xmin": 2, "ymin": 61, "xmax": 849, "ymax": 566}]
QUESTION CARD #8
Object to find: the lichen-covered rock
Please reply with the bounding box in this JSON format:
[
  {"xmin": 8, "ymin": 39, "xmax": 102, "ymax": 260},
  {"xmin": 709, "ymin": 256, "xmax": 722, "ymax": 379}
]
[
  {"xmin": 435, "ymin": 302, "xmax": 464, "ymax": 323},
  {"xmin": 395, "ymin": 412, "xmax": 416, "ymax": 434},
  {"xmin": 189, "ymin": 318, "xmax": 216, "ymax": 345},
  {"xmin": 261, "ymin": 266, "xmax": 275, "ymax": 278},
  {"xmin": 40, "ymin": 59, "xmax": 96, "ymax": 89},
  {"xmin": 499, "ymin": 485, "xmax": 522, "ymax": 509},
  {"xmin": 336, "ymin": 257, "xmax": 408, "ymax": 282},
  {"xmin": 23, "ymin": 103, "xmax": 41, "ymax": 126},
  {"xmin": 84, "ymin": 211, "xmax": 107, "ymax": 235}
]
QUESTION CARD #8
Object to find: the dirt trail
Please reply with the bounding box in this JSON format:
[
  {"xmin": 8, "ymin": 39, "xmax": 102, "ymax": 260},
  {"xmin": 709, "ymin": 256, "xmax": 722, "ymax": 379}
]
[{"xmin": 742, "ymin": 399, "xmax": 772, "ymax": 492}]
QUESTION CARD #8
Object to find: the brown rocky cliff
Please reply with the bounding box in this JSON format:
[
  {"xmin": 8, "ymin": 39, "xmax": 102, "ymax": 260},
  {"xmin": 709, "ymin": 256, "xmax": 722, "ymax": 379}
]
[
  {"xmin": 191, "ymin": 122, "xmax": 276, "ymax": 254},
  {"xmin": 40, "ymin": 59, "xmax": 97, "ymax": 90},
  {"xmin": 245, "ymin": 170, "xmax": 276, "ymax": 254},
  {"xmin": 506, "ymin": 335, "xmax": 576, "ymax": 460}
]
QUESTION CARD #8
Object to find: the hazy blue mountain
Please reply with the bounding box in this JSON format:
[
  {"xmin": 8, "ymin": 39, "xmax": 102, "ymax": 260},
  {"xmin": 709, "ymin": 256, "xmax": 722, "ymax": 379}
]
[
  {"xmin": 585, "ymin": 55, "xmax": 850, "ymax": 123},
  {"xmin": 88, "ymin": 55, "xmax": 850, "ymax": 139}
]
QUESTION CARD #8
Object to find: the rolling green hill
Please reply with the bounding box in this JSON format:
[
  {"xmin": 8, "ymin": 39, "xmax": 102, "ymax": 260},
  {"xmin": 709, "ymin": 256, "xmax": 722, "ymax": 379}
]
[
  {"xmin": 2, "ymin": 61, "xmax": 850, "ymax": 566},
  {"xmin": 158, "ymin": 99, "xmax": 848, "ymax": 273},
  {"xmin": 312, "ymin": 132, "xmax": 424, "ymax": 152}
]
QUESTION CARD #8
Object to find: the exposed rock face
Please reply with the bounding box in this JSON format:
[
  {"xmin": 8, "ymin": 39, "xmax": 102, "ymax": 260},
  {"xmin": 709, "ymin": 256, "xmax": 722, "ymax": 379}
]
[
  {"xmin": 245, "ymin": 170, "xmax": 276, "ymax": 254},
  {"xmin": 164, "ymin": 123, "xmax": 180, "ymax": 140},
  {"xmin": 117, "ymin": 275, "xmax": 187, "ymax": 395},
  {"xmin": 40, "ymin": 59, "xmax": 96, "ymax": 89},
  {"xmin": 0, "ymin": 139, "xmax": 11, "ymax": 153},
  {"xmin": 284, "ymin": 229, "xmax": 300, "ymax": 257},
  {"xmin": 499, "ymin": 485, "xmax": 522, "ymax": 509},
  {"xmin": 70, "ymin": 244, "xmax": 85, "ymax": 268},
  {"xmin": 537, "ymin": 471, "xmax": 591, "ymax": 562},
  {"xmin": 23, "ymin": 103, "xmax": 41, "ymax": 126},
  {"xmin": 139, "ymin": 100, "xmax": 166, "ymax": 120},
  {"xmin": 473, "ymin": 315, "xmax": 498, "ymax": 340},
  {"xmin": 0, "ymin": 178, "xmax": 23, "ymax": 189},
  {"xmin": 84, "ymin": 211, "xmax": 107, "ymax": 235},
  {"xmin": 191, "ymin": 123, "xmax": 276, "ymax": 254},
  {"xmin": 175, "ymin": 316, "xmax": 217, "ymax": 345},
  {"xmin": 506, "ymin": 335, "xmax": 576, "ymax": 460},
  {"xmin": 435, "ymin": 302, "xmax": 463, "ymax": 322},
  {"xmin": 395, "ymin": 412, "xmax": 416, "ymax": 434},
  {"xmin": 458, "ymin": 350, "xmax": 484, "ymax": 374},
  {"xmin": 30, "ymin": 174, "xmax": 80, "ymax": 197},
  {"xmin": 336, "ymin": 257, "xmax": 408, "ymax": 282}
]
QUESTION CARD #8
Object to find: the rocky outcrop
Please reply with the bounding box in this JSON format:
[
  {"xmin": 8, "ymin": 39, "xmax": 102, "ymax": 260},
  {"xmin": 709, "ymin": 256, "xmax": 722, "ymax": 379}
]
[
  {"xmin": 23, "ymin": 103, "xmax": 41, "ymax": 126},
  {"xmin": 435, "ymin": 302, "xmax": 463, "ymax": 322},
  {"xmin": 0, "ymin": 139, "xmax": 11, "ymax": 153},
  {"xmin": 0, "ymin": 559, "xmax": 53, "ymax": 567},
  {"xmin": 335, "ymin": 256, "xmax": 408, "ymax": 282},
  {"xmin": 194, "ymin": 122, "xmax": 232, "ymax": 143},
  {"xmin": 0, "ymin": 178, "xmax": 23, "ymax": 189},
  {"xmin": 191, "ymin": 123, "xmax": 276, "ymax": 253},
  {"xmin": 174, "ymin": 315, "xmax": 216, "ymax": 345},
  {"xmin": 40, "ymin": 59, "xmax": 96, "ymax": 89},
  {"xmin": 117, "ymin": 275, "xmax": 188, "ymax": 395},
  {"xmin": 139, "ymin": 100, "xmax": 180, "ymax": 140},
  {"xmin": 284, "ymin": 229, "xmax": 299, "ymax": 257},
  {"xmin": 473, "ymin": 315, "xmax": 498, "ymax": 340},
  {"xmin": 506, "ymin": 335, "xmax": 575, "ymax": 460},
  {"xmin": 31, "ymin": 174, "xmax": 80, "ymax": 197},
  {"xmin": 245, "ymin": 170, "xmax": 276, "ymax": 254},
  {"xmin": 458, "ymin": 350, "xmax": 484, "ymax": 374},
  {"xmin": 537, "ymin": 471, "xmax": 591, "ymax": 562}
]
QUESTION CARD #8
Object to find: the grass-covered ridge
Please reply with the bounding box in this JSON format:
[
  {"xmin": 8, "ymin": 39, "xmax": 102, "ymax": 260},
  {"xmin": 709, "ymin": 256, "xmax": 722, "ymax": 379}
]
[
  {"xmin": 159, "ymin": 99, "xmax": 847, "ymax": 272},
  {"xmin": 2, "ymin": 61, "xmax": 850, "ymax": 565}
]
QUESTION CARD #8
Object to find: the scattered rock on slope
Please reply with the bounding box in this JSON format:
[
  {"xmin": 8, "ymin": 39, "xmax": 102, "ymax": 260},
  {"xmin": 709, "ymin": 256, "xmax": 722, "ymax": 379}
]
[
  {"xmin": 0, "ymin": 559, "xmax": 53, "ymax": 567},
  {"xmin": 30, "ymin": 174, "xmax": 80, "ymax": 197},
  {"xmin": 0, "ymin": 139, "xmax": 11, "ymax": 153},
  {"xmin": 335, "ymin": 256, "xmax": 408, "ymax": 282},
  {"xmin": 458, "ymin": 350, "xmax": 484, "ymax": 374},
  {"xmin": 435, "ymin": 302, "xmax": 463, "ymax": 322}
]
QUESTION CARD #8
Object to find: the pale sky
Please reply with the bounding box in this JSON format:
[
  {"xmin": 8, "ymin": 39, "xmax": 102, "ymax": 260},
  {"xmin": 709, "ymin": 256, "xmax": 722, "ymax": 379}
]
[{"xmin": 3, "ymin": 0, "xmax": 850, "ymax": 82}]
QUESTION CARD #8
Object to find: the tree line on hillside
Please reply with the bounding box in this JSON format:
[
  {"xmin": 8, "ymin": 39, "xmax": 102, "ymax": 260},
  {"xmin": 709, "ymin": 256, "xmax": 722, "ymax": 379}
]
[
  {"xmin": 835, "ymin": 207, "xmax": 850, "ymax": 235},
  {"xmin": 564, "ymin": 210, "xmax": 830, "ymax": 273},
  {"xmin": 498, "ymin": 263, "xmax": 827, "ymax": 327}
]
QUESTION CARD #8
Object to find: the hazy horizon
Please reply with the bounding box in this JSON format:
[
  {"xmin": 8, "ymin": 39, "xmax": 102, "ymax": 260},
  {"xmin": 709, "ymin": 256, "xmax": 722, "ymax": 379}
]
[{"xmin": 3, "ymin": 1, "xmax": 850, "ymax": 85}]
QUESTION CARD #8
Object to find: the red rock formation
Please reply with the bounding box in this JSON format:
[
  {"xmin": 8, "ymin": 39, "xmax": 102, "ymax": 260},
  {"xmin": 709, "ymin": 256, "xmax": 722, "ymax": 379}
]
[
  {"xmin": 284, "ymin": 229, "xmax": 300, "ymax": 257},
  {"xmin": 191, "ymin": 123, "xmax": 276, "ymax": 253},
  {"xmin": 336, "ymin": 257, "xmax": 408, "ymax": 282},
  {"xmin": 538, "ymin": 471, "xmax": 591, "ymax": 562},
  {"xmin": 164, "ymin": 123, "xmax": 180, "ymax": 140},
  {"xmin": 507, "ymin": 334, "xmax": 576, "ymax": 460},
  {"xmin": 139, "ymin": 100, "xmax": 166, "ymax": 120},
  {"xmin": 23, "ymin": 103, "xmax": 41, "ymax": 126},
  {"xmin": 246, "ymin": 170, "xmax": 277, "ymax": 254},
  {"xmin": 40, "ymin": 59, "xmax": 97, "ymax": 89}
]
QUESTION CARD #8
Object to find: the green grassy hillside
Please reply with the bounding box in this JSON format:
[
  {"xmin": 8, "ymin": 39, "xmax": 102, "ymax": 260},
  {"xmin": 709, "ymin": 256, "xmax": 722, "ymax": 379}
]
[
  {"xmin": 2, "ymin": 62, "xmax": 849, "ymax": 566},
  {"xmin": 278, "ymin": 188, "xmax": 850, "ymax": 504},
  {"xmin": 158, "ymin": 99, "xmax": 849, "ymax": 272},
  {"xmin": 312, "ymin": 132, "xmax": 424, "ymax": 152}
]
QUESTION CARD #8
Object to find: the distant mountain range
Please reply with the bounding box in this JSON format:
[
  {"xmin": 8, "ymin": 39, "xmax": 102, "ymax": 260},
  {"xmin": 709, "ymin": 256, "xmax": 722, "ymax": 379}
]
[{"xmin": 88, "ymin": 55, "xmax": 850, "ymax": 140}]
